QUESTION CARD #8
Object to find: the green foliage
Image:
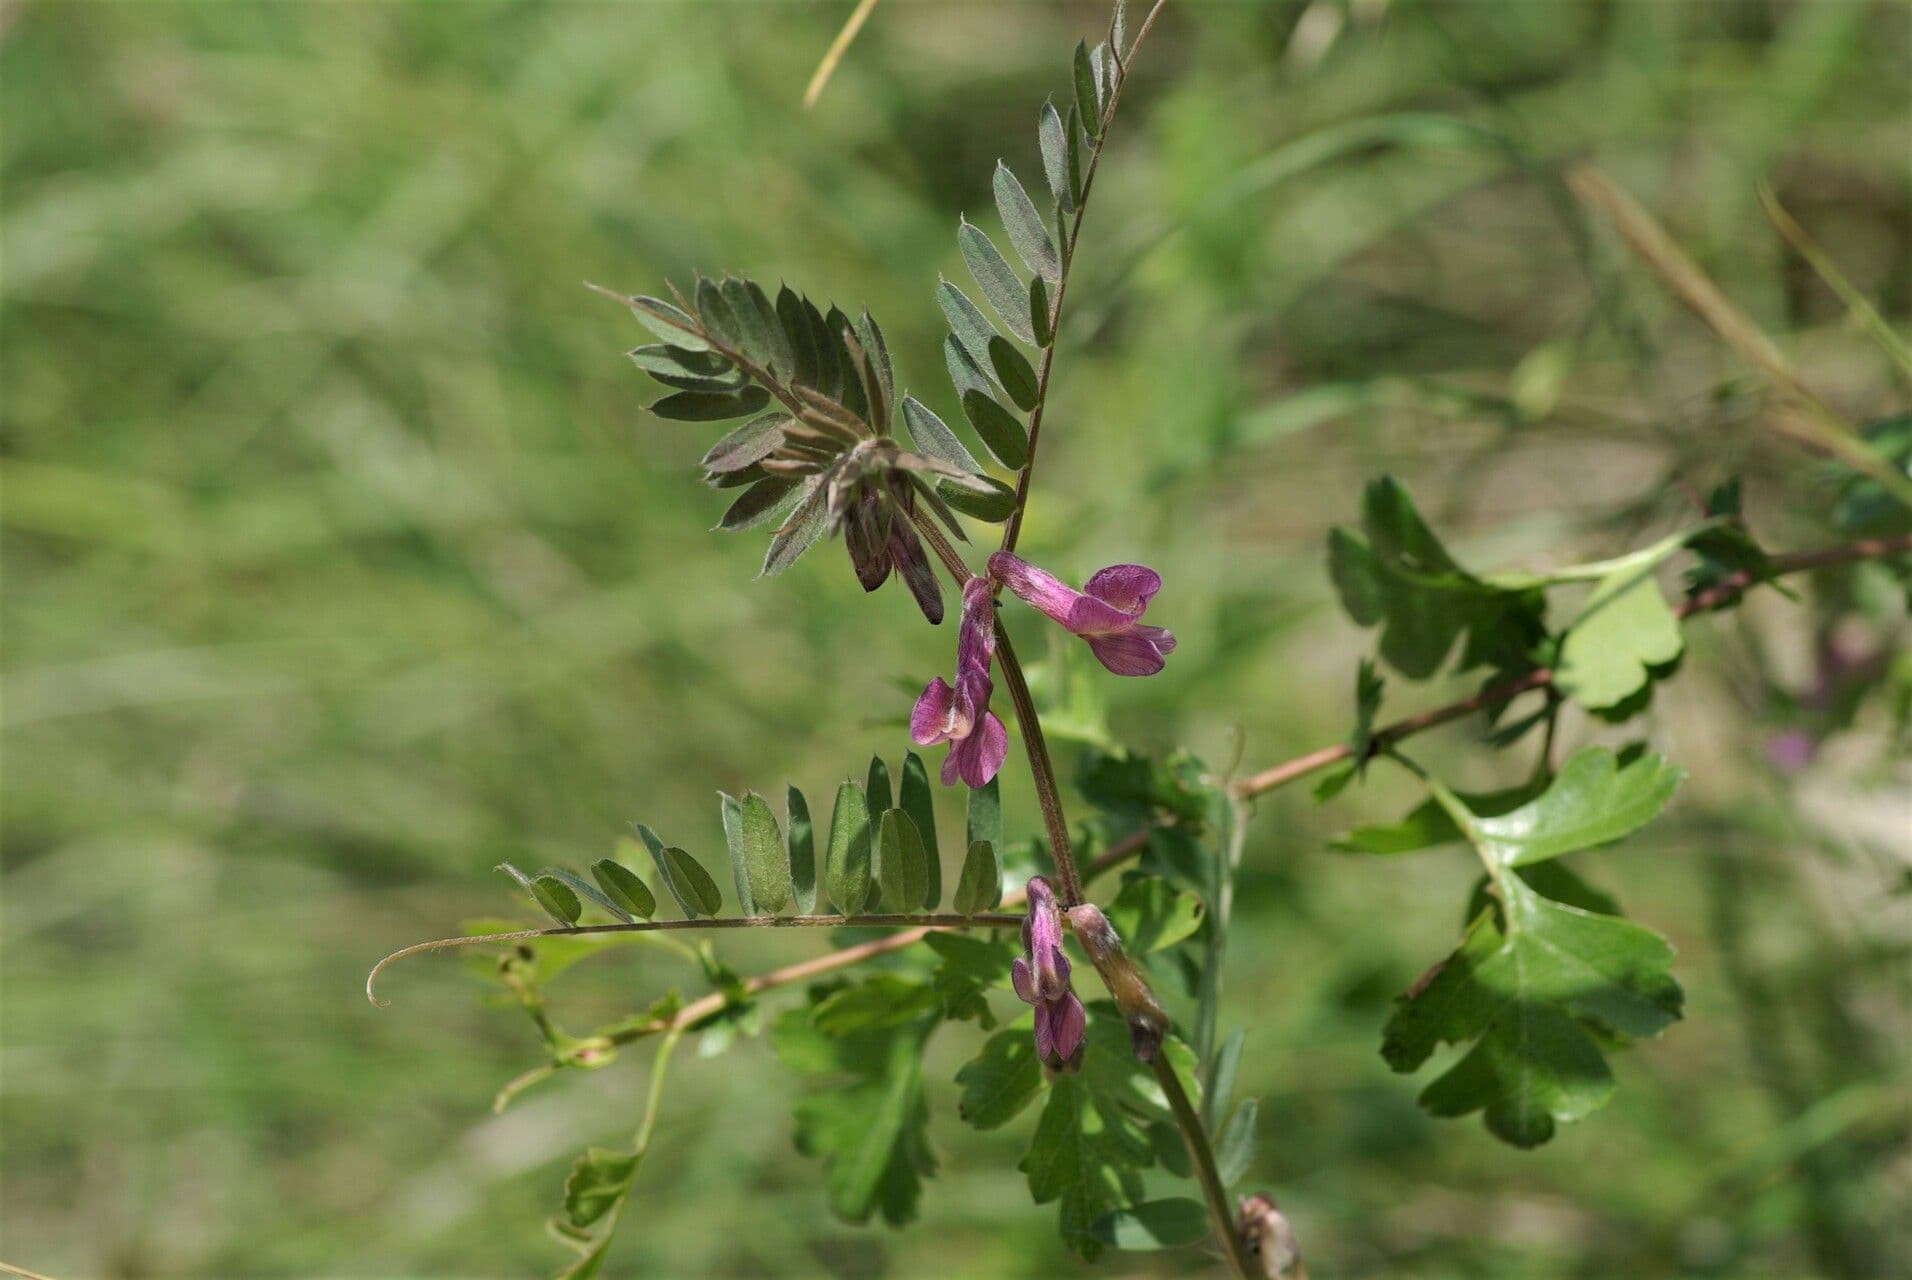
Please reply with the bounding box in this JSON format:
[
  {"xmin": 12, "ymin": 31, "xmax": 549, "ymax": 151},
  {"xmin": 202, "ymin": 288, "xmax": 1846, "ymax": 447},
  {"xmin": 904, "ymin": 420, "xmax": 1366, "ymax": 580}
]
[
  {"xmin": 591, "ymin": 858, "xmax": 657, "ymax": 921},
  {"xmin": 1102, "ymin": 875, "xmax": 1205, "ymax": 954},
  {"xmin": 953, "ymin": 840, "xmax": 1003, "ymax": 915},
  {"xmin": 774, "ymin": 986, "xmax": 938, "ymax": 1226},
  {"xmin": 897, "ymin": 753, "xmax": 942, "ymax": 909},
  {"xmin": 1328, "ymin": 477, "xmax": 1546, "ymax": 679},
  {"xmin": 1379, "ymin": 757, "xmax": 1687, "ymax": 1145},
  {"xmin": 825, "ymin": 781, "xmax": 874, "ymax": 916},
  {"xmin": 1555, "ymin": 567, "xmax": 1684, "ymax": 710},
  {"xmin": 1089, "ymin": 1198, "xmax": 1210, "ymax": 1251},
  {"xmin": 875, "ymin": 808, "xmax": 930, "ymax": 914}
]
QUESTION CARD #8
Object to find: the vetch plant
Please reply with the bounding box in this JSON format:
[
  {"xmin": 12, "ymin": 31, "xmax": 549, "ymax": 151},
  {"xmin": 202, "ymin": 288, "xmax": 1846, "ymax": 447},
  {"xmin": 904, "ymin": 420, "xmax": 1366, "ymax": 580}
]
[{"xmin": 369, "ymin": 3, "xmax": 1912, "ymax": 1274}]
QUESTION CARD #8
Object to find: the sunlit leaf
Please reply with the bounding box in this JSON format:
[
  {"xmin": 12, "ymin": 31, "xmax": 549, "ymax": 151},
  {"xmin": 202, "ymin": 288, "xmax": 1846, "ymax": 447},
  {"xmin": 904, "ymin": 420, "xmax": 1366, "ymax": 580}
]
[
  {"xmin": 824, "ymin": 781, "xmax": 873, "ymax": 915},
  {"xmin": 876, "ymin": 808, "xmax": 929, "ymax": 914},
  {"xmin": 955, "ymin": 1020, "xmax": 1042, "ymax": 1129},
  {"xmin": 787, "ymin": 785, "xmax": 816, "ymax": 914},
  {"xmin": 988, "ymin": 335, "xmax": 1040, "ymax": 411},
  {"xmin": 739, "ymin": 791, "xmax": 794, "ymax": 914},
  {"xmin": 1555, "ymin": 568, "xmax": 1684, "ymax": 710},
  {"xmin": 1089, "ymin": 1198, "xmax": 1210, "ymax": 1251},
  {"xmin": 899, "ymin": 752, "xmax": 942, "ymax": 909},
  {"xmin": 962, "ymin": 390, "xmax": 1030, "ymax": 469},
  {"xmin": 953, "ymin": 840, "xmax": 1002, "ymax": 915},
  {"xmin": 1103, "ymin": 876, "xmax": 1205, "ymax": 953}
]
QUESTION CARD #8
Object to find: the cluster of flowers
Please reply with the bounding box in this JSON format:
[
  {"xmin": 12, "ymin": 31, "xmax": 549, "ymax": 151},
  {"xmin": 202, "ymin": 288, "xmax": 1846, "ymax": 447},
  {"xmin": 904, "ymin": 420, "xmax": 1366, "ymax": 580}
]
[{"xmin": 911, "ymin": 553, "xmax": 1177, "ymax": 787}]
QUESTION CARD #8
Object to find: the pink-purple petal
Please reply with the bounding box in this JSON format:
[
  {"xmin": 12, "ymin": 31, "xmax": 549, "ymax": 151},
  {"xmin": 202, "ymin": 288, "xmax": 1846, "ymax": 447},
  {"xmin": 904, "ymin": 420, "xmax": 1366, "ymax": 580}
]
[
  {"xmin": 1084, "ymin": 630, "xmax": 1172, "ymax": 676},
  {"xmin": 1083, "ymin": 564, "xmax": 1161, "ymax": 616},
  {"xmin": 987, "ymin": 553, "xmax": 1080, "ymax": 629},
  {"xmin": 911, "ymin": 677, "xmax": 970, "ymax": 745}
]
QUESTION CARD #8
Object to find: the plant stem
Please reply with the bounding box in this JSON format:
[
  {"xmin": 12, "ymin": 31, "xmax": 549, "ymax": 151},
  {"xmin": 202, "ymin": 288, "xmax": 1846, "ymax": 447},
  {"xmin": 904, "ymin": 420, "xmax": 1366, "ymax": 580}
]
[
  {"xmin": 1000, "ymin": 0, "xmax": 1172, "ymax": 554},
  {"xmin": 1154, "ymin": 1055, "xmax": 1256, "ymax": 1278},
  {"xmin": 990, "ymin": 625, "xmax": 1086, "ymax": 906}
]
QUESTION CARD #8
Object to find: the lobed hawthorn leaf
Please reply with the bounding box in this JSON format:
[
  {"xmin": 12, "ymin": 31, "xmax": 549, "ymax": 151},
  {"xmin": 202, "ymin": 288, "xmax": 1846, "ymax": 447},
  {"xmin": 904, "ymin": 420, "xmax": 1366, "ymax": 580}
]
[
  {"xmin": 876, "ymin": 809, "xmax": 929, "ymax": 914},
  {"xmin": 649, "ymin": 385, "xmax": 771, "ymax": 422},
  {"xmin": 988, "ymin": 335, "xmax": 1040, "ymax": 411},
  {"xmin": 1328, "ymin": 476, "xmax": 1546, "ymax": 679},
  {"xmin": 898, "ymin": 752, "xmax": 942, "ymax": 909},
  {"xmin": 1103, "ymin": 875, "xmax": 1205, "ymax": 954},
  {"xmin": 1039, "ymin": 101, "xmax": 1076, "ymax": 215},
  {"xmin": 955, "ymin": 1018, "xmax": 1043, "ymax": 1128},
  {"xmin": 1554, "ymin": 567, "xmax": 1684, "ymax": 711},
  {"xmin": 959, "ymin": 220, "xmax": 1036, "ymax": 343},
  {"xmin": 739, "ymin": 791, "xmax": 794, "ymax": 914},
  {"xmin": 813, "ymin": 974, "xmax": 941, "ymax": 1035},
  {"xmin": 787, "ymin": 785, "xmax": 816, "ymax": 914},
  {"xmin": 1214, "ymin": 1097, "xmax": 1259, "ymax": 1186},
  {"xmin": 1089, "ymin": 1199, "xmax": 1210, "ymax": 1252},
  {"xmin": 994, "ymin": 162, "xmax": 1061, "ymax": 282},
  {"xmin": 1465, "ymin": 746, "xmax": 1684, "ymax": 868},
  {"xmin": 776, "ymin": 995, "xmax": 938, "ymax": 1227},
  {"xmin": 953, "ymin": 840, "xmax": 1002, "ymax": 915},
  {"xmin": 824, "ymin": 781, "xmax": 873, "ymax": 915},
  {"xmin": 591, "ymin": 858, "xmax": 656, "ymax": 920},
  {"xmin": 1383, "ymin": 779, "xmax": 1684, "ymax": 1147}
]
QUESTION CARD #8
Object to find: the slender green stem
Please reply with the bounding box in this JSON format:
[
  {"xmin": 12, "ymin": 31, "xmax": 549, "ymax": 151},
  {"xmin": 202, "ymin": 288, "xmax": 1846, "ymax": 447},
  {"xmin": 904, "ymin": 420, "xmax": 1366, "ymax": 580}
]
[
  {"xmin": 1000, "ymin": 0, "xmax": 1172, "ymax": 554},
  {"xmin": 367, "ymin": 912, "xmax": 1024, "ymax": 1005},
  {"xmin": 1154, "ymin": 1056, "xmax": 1255, "ymax": 1279},
  {"xmin": 991, "ymin": 625, "xmax": 1085, "ymax": 906}
]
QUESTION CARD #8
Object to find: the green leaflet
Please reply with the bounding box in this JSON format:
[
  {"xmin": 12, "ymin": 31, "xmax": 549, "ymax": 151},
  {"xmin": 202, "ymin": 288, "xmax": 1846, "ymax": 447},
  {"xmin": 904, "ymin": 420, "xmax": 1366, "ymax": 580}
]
[
  {"xmin": 718, "ymin": 791, "xmax": 754, "ymax": 916},
  {"xmin": 591, "ymin": 858, "xmax": 656, "ymax": 920},
  {"xmin": 824, "ymin": 781, "xmax": 872, "ymax": 915},
  {"xmin": 760, "ymin": 477, "xmax": 828, "ymax": 576},
  {"xmin": 967, "ymin": 776, "xmax": 1002, "ymax": 849},
  {"xmin": 899, "ymin": 394, "xmax": 983, "ymax": 474},
  {"xmin": 1072, "ymin": 41, "xmax": 1101, "ymax": 137},
  {"xmin": 937, "ymin": 279, "xmax": 1001, "ymax": 387},
  {"xmin": 497, "ymin": 862, "xmax": 580, "ymax": 926},
  {"xmin": 994, "ymin": 161, "xmax": 1061, "ymax": 282},
  {"xmin": 786, "ymin": 785, "xmax": 816, "ymax": 914},
  {"xmin": 953, "ymin": 840, "xmax": 1002, "ymax": 915},
  {"xmin": 988, "ymin": 335, "xmax": 1040, "ymax": 411},
  {"xmin": 1554, "ymin": 567, "xmax": 1684, "ymax": 710},
  {"xmin": 959, "ymin": 219, "xmax": 1035, "ymax": 343},
  {"xmin": 1327, "ymin": 476, "xmax": 1545, "ymax": 679},
  {"xmin": 1038, "ymin": 100, "xmax": 1076, "ymax": 215},
  {"xmin": 737, "ymin": 791, "xmax": 793, "ymax": 914},
  {"xmin": 1214, "ymin": 1096, "xmax": 1259, "ymax": 1186},
  {"xmin": 961, "ymin": 389, "xmax": 1030, "ymax": 469},
  {"xmin": 700, "ymin": 412, "xmax": 788, "ymax": 474},
  {"xmin": 898, "ymin": 752, "xmax": 942, "ymax": 909},
  {"xmin": 875, "ymin": 808, "xmax": 929, "ymax": 913},
  {"xmin": 632, "ymin": 825, "xmax": 723, "ymax": 918},
  {"xmin": 865, "ymin": 756, "xmax": 893, "ymax": 815},
  {"xmin": 627, "ymin": 294, "xmax": 710, "ymax": 351},
  {"xmin": 649, "ymin": 385, "xmax": 770, "ymax": 422}
]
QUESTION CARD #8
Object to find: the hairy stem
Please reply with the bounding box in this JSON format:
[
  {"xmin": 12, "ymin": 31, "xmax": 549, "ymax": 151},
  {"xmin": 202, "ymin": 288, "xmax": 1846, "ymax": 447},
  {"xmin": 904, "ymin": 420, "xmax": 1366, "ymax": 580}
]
[{"xmin": 1154, "ymin": 1056, "xmax": 1257, "ymax": 1278}]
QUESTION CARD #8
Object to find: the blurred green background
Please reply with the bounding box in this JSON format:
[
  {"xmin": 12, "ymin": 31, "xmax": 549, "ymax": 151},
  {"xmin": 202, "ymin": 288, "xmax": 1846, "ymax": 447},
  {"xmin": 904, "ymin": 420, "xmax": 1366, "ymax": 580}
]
[{"xmin": 4, "ymin": 0, "xmax": 1909, "ymax": 1276}]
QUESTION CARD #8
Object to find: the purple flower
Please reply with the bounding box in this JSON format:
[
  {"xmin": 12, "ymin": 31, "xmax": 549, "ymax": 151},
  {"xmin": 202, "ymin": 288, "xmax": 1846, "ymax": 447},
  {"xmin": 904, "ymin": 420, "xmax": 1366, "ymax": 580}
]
[
  {"xmin": 986, "ymin": 552, "xmax": 1176, "ymax": 676},
  {"xmin": 910, "ymin": 576, "xmax": 1008, "ymax": 787},
  {"xmin": 1012, "ymin": 877, "xmax": 1086, "ymax": 1073}
]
